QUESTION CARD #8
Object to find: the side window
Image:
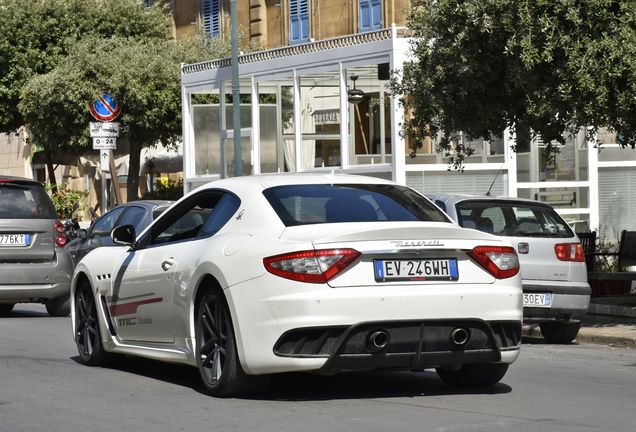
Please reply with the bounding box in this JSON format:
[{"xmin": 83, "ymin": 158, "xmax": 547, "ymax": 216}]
[
  {"xmin": 144, "ymin": 191, "xmax": 229, "ymax": 247},
  {"xmin": 198, "ymin": 194, "xmax": 241, "ymax": 238},
  {"xmin": 90, "ymin": 207, "xmax": 126, "ymax": 238},
  {"xmin": 290, "ymin": 0, "xmax": 310, "ymax": 44},
  {"xmin": 117, "ymin": 206, "xmax": 146, "ymax": 230}
]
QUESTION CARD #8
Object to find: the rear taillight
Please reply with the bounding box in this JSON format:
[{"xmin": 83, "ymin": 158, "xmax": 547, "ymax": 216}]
[
  {"xmin": 555, "ymin": 243, "xmax": 585, "ymax": 262},
  {"xmin": 468, "ymin": 246, "xmax": 519, "ymax": 279},
  {"xmin": 263, "ymin": 249, "xmax": 361, "ymax": 283},
  {"xmin": 54, "ymin": 221, "xmax": 68, "ymax": 247}
]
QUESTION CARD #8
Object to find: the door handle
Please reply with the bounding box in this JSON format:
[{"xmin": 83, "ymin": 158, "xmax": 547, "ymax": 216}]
[{"xmin": 161, "ymin": 258, "xmax": 176, "ymax": 271}]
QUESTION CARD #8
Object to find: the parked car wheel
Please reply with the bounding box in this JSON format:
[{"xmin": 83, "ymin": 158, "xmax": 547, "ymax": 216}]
[
  {"xmin": 539, "ymin": 321, "xmax": 581, "ymax": 344},
  {"xmin": 45, "ymin": 295, "xmax": 70, "ymax": 317},
  {"xmin": 436, "ymin": 363, "xmax": 509, "ymax": 386},
  {"xmin": 196, "ymin": 289, "xmax": 268, "ymax": 397},
  {"xmin": 0, "ymin": 303, "xmax": 15, "ymax": 315},
  {"xmin": 74, "ymin": 281, "xmax": 112, "ymax": 366}
]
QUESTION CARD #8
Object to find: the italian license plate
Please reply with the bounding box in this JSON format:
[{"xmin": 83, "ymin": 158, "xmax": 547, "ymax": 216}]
[
  {"xmin": 523, "ymin": 293, "xmax": 552, "ymax": 308},
  {"xmin": 374, "ymin": 258, "xmax": 459, "ymax": 282},
  {"xmin": 0, "ymin": 234, "xmax": 30, "ymax": 247}
]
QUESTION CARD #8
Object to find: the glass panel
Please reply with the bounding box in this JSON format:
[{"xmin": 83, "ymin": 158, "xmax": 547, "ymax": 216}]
[
  {"xmin": 224, "ymin": 136, "xmax": 252, "ymax": 177},
  {"xmin": 346, "ymin": 65, "xmax": 392, "ymax": 166},
  {"xmin": 193, "ymin": 90, "xmax": 221, "ymax": 176},
  {"xmin": 598, "ymin": 146, "xmax": 636, "ymax": 162},
  {"xmin": 258, "ymin": 86, "xmax": 280, "ymax": 174},
  {"xmin": 517, "ymin": 186, "xmax": 589, "ymax": 210},
  {"xmin": 517, "ymin": 129, "xmax": 588, "ymax": 182},
  {"xmin": 300, "ymin": 72, "xmax": 341, "ymax": 168}
]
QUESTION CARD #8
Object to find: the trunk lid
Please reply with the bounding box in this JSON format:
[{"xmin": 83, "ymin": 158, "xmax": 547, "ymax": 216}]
[{"xmin": 281, "ymin": 222, "xmax": 505, "ymax": 287}]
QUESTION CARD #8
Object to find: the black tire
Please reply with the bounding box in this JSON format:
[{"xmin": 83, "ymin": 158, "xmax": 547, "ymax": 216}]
[
  {"xmin": 0, "ymin": 303, "xmax": 15, "ymax": 315},
  {"xmin": 45, "ymin": 295, "xmax": 70, "ymax": 317},
  {"xmin": 195, "ymin": 290, "xmax": 269, "ymax": 397},
  {"xmin": 436, "ymin": 363, "xmax": 509, "ymax": 387},
  {"xmin": 74, "ymin": 281, "xmax": 111, "ymax": 366},
  {"xmin": 539, "ymin": 320, "xmax": 581, "ymax": 344}
]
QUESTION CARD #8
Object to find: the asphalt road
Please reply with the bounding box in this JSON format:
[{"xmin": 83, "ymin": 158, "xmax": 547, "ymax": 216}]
[{"xmin": 1, "ymin": 304, "xmax": 635, "ymax": 432}]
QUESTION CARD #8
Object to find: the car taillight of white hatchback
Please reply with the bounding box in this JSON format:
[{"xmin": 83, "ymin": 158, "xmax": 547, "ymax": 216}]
[
  {"xmin": 554, "ymin": 243, "xmax": 585, "ymax": 262},
  {"xmin": 468, "ymin": 246, "xmax": 520, "ymax": 279}
]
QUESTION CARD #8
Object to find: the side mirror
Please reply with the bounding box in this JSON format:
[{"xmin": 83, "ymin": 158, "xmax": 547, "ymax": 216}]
[
  {"xmin": 78, "ymin": 229, "xmax": 88, "ymax": 240},
  {"xmin": 112, "ymin": 224, "xmax": 136, "ymax": 247}
]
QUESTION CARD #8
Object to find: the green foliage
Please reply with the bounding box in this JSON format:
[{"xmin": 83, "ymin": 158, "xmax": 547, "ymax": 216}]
[
  {"xmin": 0, "ymin": 0, "xmax": 169, "ymax": 133},
  {"xmin": 142, "ymin": 178, "xmax": 184, "ymax": 200},
  {"xmin": 393, "ymin": 0, "xmax": 636, "ymax": 168},
  {"xmin": 44, "ymin": 182, "xmax": 88, "ymax": 219}
]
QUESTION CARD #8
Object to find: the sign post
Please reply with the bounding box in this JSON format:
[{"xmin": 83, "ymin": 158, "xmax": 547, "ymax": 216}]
[{"xmin": 89, "ymin": 93, "xmax": 121, "ymax": 214}]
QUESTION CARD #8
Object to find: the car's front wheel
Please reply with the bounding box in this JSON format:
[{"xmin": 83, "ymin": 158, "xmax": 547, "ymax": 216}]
[
  {"xmin": 539, "ymin": 320, "xmax": 581, "ymax": 344},
  {"xmin": 195, "ymin": 290, "xmax": 268, "ymax": 397},
  {"xmin": 436, "ymin": 363, "xmax": 509, "ymax": 386},
  {"xmin": 74, "ymin": 280, "xmax": 111, "ymax": 365},
  {"xmin": 45, "ymin": 295, "xmax": 70, "ymax": 317}
]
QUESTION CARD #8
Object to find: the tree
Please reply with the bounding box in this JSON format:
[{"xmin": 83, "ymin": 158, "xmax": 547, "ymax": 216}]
[
  {"xmin": 393, "ymin": 0, "xmax": 636, "ymax": 167},
  {"xmin": 19, "ymin": 34, "xmax": 230, "ymax": 200},
  {"xmin": 0, "ymin": 0, "xmax": 169, "ymax": 182}
]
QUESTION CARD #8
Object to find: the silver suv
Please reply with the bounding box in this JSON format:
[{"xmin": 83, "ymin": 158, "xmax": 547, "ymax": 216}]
[
  {"xmin": 0, "ymin": 176, "xmax": 73, "ymax": 316},
  {"xmin": 427, "ymin": 193, "xmax": 591, "ymax": 344}
]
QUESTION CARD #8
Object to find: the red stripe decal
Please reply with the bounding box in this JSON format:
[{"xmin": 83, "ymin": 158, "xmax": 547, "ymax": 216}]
[{"xmin": 109, "ymin": 297, "xmax": 163, "ymax": 316}]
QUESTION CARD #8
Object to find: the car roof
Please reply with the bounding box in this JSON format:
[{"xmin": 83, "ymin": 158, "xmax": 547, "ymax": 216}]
[
  {"xmin": 195, "ymin": 172, "xmax": 395, "ymax": 192},
  {"xmin": 427, "ymin": 193, "xmax": 553, "ymax": 208},
  {"xmin": 0, "ymin": 175, "xmax": 42, "ymax": 186},
  {"xmin": 116, "ymin": 200, "xmax": 174, "ymax": 209}
]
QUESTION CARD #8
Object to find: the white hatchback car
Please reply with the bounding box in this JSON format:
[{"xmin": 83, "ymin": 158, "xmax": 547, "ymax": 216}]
[
  {"xmin": 427, "ymin": 193, "xmax": 591, "ymax": 344},
  {"xmin": 71, "ymin": 174, "xmax": 522, "ymax": 396}
]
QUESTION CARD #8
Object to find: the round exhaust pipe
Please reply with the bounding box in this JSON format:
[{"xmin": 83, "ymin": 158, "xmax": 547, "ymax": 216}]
[
  {"xmin": 449, "ymin": 327, "xmax": 471, "ymax": 349},
  {"xmin": 366, "ymin": 330, "xmax": 390, "ymax": 353}
]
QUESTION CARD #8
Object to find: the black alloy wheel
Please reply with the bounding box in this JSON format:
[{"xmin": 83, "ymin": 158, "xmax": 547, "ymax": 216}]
[
  {"xmin": 196, "ymin": 290, "xmax": 269, "ymax": 397},
  {"xmin": 74, "ymin": 280, "xmax": 110, "ymax": 365}
]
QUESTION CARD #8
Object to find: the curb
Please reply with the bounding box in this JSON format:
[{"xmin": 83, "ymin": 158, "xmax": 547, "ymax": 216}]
[{"xmin": 522, "ymin": 325, "xmax": 636, "ymax": 349}]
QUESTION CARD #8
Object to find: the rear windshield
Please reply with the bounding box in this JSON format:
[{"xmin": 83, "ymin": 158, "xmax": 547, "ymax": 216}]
[
  {"xmin": 0, "ymin": 182, "xmax": 56, "ymax": 219},
  {"xmin": 263, "ymin": 184, "xmax": 450, "ymax": 226},
  {"xmin": 456, "ymin": 200, "xmax": 574, "ymax": 238}
]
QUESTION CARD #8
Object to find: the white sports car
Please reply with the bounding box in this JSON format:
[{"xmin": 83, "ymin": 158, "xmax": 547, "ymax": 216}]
[{"xmin": 71, "ymin": 173, "xmax": 522, "ymax": 396}]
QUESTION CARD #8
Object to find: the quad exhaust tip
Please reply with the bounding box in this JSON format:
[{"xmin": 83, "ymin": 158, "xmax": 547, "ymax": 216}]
[
  {"xmin": 366, "ymin": 330, "xmax": 390, "ymax": 353},
  {"xmin": 449, "ymin": 327, "xmax": 471, "ymax": 348}
]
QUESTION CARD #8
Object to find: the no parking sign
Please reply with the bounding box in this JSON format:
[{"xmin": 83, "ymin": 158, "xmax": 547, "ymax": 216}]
[{"xmin": 89, "ymin": 93, "xmax": 121, "ymax": 122}]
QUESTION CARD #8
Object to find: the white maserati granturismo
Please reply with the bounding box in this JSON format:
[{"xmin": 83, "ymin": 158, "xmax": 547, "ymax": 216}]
[{"xmin": 71, "ymin": 173, "xmax": 522, "ymax": 397}]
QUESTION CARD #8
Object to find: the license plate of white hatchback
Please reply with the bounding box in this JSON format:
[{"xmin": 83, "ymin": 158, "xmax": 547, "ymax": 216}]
[
  {"xmin": 374, "ymin": 258, "xmax": 459, "ymax": 282},
  {"xmin": 0, "ymin": 234, "xmax": 30, "ymax": 247},
  {"xmin": 523, "ymin": 293, "xmax": 552, "ymax": 307}
]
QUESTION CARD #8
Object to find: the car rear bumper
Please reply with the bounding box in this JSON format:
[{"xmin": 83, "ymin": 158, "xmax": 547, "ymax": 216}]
[
  {"xmin": 522, "ymin": 280, "xmax": 591, "ymax": 321},
  {"xmin": 0, "ymin": 282, "xmax": 71, "ymax": 302},
  {"xmin": 0, "ymin": 249, "xmax": 73, "ymax": 302},
  {"xmin": 227, "ymin": 274, "xmax": 523, "ymax": 375}
]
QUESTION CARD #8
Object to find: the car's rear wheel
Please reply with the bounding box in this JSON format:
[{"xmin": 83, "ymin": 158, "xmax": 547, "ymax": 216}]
[
  {"xmin": 539, "ymin": 320, "xmax": 581, "ymax": 344},
  {"xmin": 196, "ymin": 290, "xmax": 268, "ymax": 397},
  {"xmin": 436, "ymin": 363, "xmax": 509, "ymax": 386},
  {"xmin": 45, "ymin": 295, "xmax": 70, "ymax": 317},
  {"xmin": 74, "ymin": 280, "xmax": 111, "ymax": 365},
  {"xmin": 0, "ymin": 303, "xmax": 15, "ymax": 315}
]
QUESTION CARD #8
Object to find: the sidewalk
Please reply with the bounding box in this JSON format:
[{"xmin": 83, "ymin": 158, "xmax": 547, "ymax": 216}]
[{"xmin": 523, "ymin": 296, "xmax": 636, "ymax": 348}]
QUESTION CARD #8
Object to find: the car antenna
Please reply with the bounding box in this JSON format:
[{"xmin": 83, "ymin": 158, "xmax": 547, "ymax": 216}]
[{"xmin": 485, "ymin": 160, "xmax": 506, "ymax": 196}]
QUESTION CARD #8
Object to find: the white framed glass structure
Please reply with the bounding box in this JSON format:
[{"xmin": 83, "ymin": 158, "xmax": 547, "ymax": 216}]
[{"xmin": 181, "ymin": 27, "xmax": 636, "ymax": 238}]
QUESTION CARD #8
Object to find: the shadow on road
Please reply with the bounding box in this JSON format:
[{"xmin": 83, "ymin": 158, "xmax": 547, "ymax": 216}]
[
  {"xmin": 0, "ymin": 309, "xmax": 50, "ymax": 318},
  {"xmin": 70, "ymin": 354, "xmax": 512, "ymax": 401}
]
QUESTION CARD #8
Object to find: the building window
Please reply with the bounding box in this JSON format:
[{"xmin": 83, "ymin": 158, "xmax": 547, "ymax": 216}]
[
  {"xmin": 202, "ymin": 0, "xmax": 221, "ymax": 38},
  {"xmin": 290, "ymin": 0, "xmax": 310, "ymax": 44},
  {"xmin": 359, "ymin": 0, "xmax": 382, "ymax": 32}
]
